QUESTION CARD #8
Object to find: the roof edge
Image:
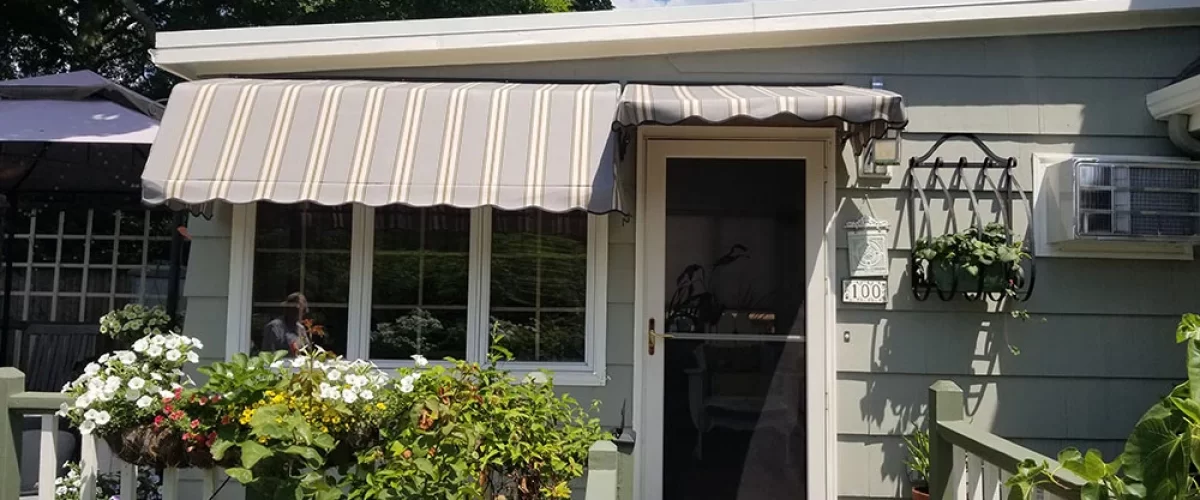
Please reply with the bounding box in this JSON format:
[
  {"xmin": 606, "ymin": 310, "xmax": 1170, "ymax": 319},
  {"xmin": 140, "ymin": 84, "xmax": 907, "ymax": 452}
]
[{"xmin": 154, "ymin": 0, "xmax": 1200, "ymax": 80}]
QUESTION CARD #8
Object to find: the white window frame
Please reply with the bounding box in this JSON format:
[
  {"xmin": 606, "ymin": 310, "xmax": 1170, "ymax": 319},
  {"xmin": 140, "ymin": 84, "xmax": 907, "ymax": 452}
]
[{"xmin": 226, "ymin": 203, "xmax": 608, "ymax": 387}]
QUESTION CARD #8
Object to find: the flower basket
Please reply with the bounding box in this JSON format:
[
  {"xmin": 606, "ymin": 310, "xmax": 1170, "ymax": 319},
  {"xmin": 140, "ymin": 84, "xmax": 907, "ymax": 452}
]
[
  {"xmin": 103, "ymin": 425, "xmax": 237, "ymax": 469},
  {"xmin": 104, "ymin": 425, "xmax": 190, "ymax": 468},
  {"xmin": 929, "ymin": 259, "xmax": 1009, "ymax": 293}
]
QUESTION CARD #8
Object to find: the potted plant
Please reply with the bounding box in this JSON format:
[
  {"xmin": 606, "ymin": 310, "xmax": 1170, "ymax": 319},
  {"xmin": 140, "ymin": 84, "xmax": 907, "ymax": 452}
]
[
  {"xmin": 905, "ymin": 429, "xmax": 930, "ymax": 500},
  {"xmin": 913, "ymin": 222, "xmax": 1028, "ymax": 294}
]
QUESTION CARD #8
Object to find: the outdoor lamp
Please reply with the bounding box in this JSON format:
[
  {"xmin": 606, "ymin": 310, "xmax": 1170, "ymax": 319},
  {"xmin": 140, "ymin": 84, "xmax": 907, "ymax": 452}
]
[{"xmin": 860, "ymin": 128, "xmax": 903, "ymax": 178}]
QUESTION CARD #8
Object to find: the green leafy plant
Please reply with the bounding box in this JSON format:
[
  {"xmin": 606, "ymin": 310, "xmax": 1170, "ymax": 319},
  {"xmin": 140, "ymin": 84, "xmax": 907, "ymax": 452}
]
[
  {"xmin": 913, "ymin": 222, "xmax": 1028, "ymax": 295},
  {"xmin": 1006, "ymin": 313, "xmax": 1200, "ymax": 499},
  {"xmin": 914, "ymin": 222, "xmax": 1035, "ymax": 353},
  {"xmin": 342, "ymin": 327, "xmax": 608, "ymax": 500},
  {"xmin": 904, "ymin": 429, "xmax": 930, "ymax": 493},
  {"xmin": 98, "ymin": 304, "xmax": 175, "ymax": 344}
]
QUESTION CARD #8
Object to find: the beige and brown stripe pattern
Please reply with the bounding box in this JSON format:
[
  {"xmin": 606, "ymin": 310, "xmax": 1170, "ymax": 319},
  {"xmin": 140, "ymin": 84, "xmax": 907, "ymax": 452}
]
[
  {"xmin": 143, "ymin": 79, "xmax": 625, "ymax": 213},
  {"xmin": 617, "ymin": 84, "xmax": 907, "ymax": 143}
]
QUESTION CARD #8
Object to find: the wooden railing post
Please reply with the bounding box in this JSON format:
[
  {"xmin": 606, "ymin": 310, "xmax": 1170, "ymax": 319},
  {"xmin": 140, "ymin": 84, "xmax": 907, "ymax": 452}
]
[
  {"xmin": 0, "ymin": 367, "xmax": 26, "ymax": 500},
  {"xmin": 584, "ymin": 440, "xmax": 619, "ymax": 500},
  {"xmin": 929, "ymin": 380, "xmax": 965, "ymax": 500}
]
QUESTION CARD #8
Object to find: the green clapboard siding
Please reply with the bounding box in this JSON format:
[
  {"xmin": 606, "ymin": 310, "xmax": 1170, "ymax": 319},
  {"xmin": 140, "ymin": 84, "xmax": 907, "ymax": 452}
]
[{"xmin": 180, "ymin": 25, "xmax": 1200, "ymax": 500}]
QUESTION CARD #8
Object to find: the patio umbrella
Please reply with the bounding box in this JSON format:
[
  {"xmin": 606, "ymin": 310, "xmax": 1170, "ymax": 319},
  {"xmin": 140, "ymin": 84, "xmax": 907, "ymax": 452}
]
[{"xmin": 0, "ymin": 70, "xmax": 182, "ymax": 367}]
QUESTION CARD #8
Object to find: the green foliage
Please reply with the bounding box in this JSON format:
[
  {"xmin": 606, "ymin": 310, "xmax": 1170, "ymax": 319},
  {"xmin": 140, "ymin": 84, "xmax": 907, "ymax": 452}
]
[
  {"xmin": 913, "ymin": 222, "xmax": 1034, "ymax": 352},
  {"xmin": 1006, "ymin": 314, "xmax": 1200, "ymax": 499},
  {"xmin": 913, "ymin": 222, "xmax": 1028, "ymax": 283},
  {"xmin": 98, "ymin": 304, "xmax": 174, "ymax": 344},
  {"xmin": 904, "ymin": 429, "xmax": 930, "ymax": 492},
  {"xmin": 1, "ymin": 0, "xmax": 614, "ymax": 97},
  {"xmin": 343, "ymin": 332, "xmax": 608, "ymax": 500}
]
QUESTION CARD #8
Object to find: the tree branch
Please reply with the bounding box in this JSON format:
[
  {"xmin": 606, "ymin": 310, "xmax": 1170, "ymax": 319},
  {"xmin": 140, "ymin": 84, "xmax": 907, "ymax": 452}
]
[{"xmin": 115, "ymin": 0, "xmax": 156, "ymax": 45}]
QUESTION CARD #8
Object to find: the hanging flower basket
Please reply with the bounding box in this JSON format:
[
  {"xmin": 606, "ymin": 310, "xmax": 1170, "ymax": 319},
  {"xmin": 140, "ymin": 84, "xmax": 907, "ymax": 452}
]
[
  {"xmin": 103, "ymin": 425, "xmax": 237, "ymax": 469},
  {"xmin": 928, "ymin": 259, "xmax": 1010, "ymax": 293}
]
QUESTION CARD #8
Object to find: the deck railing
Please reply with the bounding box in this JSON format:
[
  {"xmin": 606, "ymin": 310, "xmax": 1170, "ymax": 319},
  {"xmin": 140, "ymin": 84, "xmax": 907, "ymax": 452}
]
[
  {"xmin": 2, "ymin": 367, "xmax": 622, "ymax": 500},
  {"xmin": 928, "ymin": 380, "xmax": 1086, "ymax": 500}
]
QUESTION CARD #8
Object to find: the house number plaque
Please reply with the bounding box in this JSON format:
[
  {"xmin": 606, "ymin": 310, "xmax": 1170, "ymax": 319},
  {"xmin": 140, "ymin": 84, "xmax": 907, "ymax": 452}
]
[{"xmin": 842, "ymin": 278, "xmax": 888, "ymax": 304}]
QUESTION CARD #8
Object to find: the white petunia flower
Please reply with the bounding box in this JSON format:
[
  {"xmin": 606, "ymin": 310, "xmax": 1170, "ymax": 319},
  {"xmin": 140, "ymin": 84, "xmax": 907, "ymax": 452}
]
[
  {"xmin": 150, "ymin": 372, "xmax": 163, "ymax": 381},
  {"xmin": 341, "ymin": 389, "xmax": 358, "ymax": 404},
  {"xmin": 126, "ymin": 390, "xmax": 142, "ymax": 402},
  {"xmin": 58, "ymin": 402, "xmax": 70, "ymax": 416},
  {"xmin": 411, "ymin": 372, "xmax": 422, "ymax": 381},
  {"xmin": 56, "ymin": 486, "xmax": 67, "ymax": 496},
  {"xmin": 84, "ymin": 409, "xmax": 98, "ymax": 420},
  {"xmin": 165, "ymin": 349, "xmax": 182, "ymax": 362},
  {"xmin": 270, "ymin": 360, "xmax": 284, "ymax": 369},
  {"xmin": 84, "ymin": 363, "xmax": 100, "ymax": 375},
  {"xmin": 128, "ymin": 377, "xmax": 146, "ymax": 391},
  {"xmin": 193, "ymin": 339, "xmax": 204, "ymax": 350},
  {"xmin": 98, "ymin": 354, "xmax": 110, "ymax": 364},
  {"xmin": 79, "ymin": 420, "xmax": 95, "ymax": 435},
  {"xmin": 359, "ymin": 389, "xmax": 374, "ymax": 401},
  {"xmin": 75, "ymin": 394, "xmax": 92, "ymax": 409},
  {"xmin": 326, "ymin": 370, "xmax": 341, "ymax": 381},
  {"xmin": 146, "ymin": 345, "xmax": 164, "ymax": 358},
  {"xmin": 118, "ymin": 351, "xmax": 137, "ymax": 365},
  {"xmin": 186, "ymin": 351, "xmax": 199, "ymax": 363},
  {"xmin": 411, "ymin": 354, "xmax": 428, "ymax": 367},
  {"xmin": 94, "ymin": 411, "xmax": 111, "ymax": 426},
  {"xmin": 165, "ymin": 337, "xmax": 181, "ymax": 349},
  {"xmin": 400, "ymin": 380, "xmax": 414, "ymax": 393},
  {"xmin": 291, "ymin": 356, "xmax": 308, "ymax": 368},
  {"xmin": 160, "ymin": 390, "xmax": 175, "ymax": 400},
  {"xmin": 149, "ymin": 335, "xmax": 165, "ymax": 345},
  {"xmin": 132, "ymin": 338, "xmax": 149, "ymax": 353},
  {"xmin": 136, "ymin": 396, "xmax": 153, "ymax": 408}
]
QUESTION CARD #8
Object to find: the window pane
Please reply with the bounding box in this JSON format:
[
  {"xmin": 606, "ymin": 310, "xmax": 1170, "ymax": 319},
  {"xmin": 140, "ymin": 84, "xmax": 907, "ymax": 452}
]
[
  {"xmin": 370, "ymin": 206, "xmax": 470, "ymax": 360},
  {"xmin": 370, "ymin": 308, "xmax": 468, "ymax": 360},
  {"xmin": 489, "ymin": 209, "xmax": 588, "ymax": 363},
  {"xmin": 251, "ymin": 203, "xmax": 351, "ymax": 357}
]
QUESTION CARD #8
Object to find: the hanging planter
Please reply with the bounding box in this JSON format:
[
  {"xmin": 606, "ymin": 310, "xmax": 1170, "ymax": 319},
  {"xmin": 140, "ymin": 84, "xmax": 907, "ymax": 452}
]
[
  {"xmin": 914, "ymin": 223, "xmax": 1028, "ymax": 297},
  {"xmin": 904, "ymin": 134, "xmax": 1036, "ymax": 303}
]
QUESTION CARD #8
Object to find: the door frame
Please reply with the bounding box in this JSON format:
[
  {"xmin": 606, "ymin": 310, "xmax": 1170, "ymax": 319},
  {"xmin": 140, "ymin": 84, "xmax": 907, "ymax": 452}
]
[{"xmin": 632, "ymin": 126, "xmax": 838, "ymax": 500}]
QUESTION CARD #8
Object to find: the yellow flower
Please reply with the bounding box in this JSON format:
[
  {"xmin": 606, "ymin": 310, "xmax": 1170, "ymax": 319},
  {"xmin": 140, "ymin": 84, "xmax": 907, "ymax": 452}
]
[
  {"xmin": 376, "ymin": 403, "xmax": 387, "ymax": 410},
  {"xmin": 257, "ymin": 436, "xmax": 269, "ymax": 444}
]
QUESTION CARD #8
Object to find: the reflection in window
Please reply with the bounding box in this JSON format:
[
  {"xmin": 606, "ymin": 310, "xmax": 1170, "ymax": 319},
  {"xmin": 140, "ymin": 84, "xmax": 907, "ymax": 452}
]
[
  {"xmin": 251, "ymin": 203, "xmax": 351, "ymax": 355},
  {"xmin": 369, "ymin": 206, "xmax": 470, "ymax": 360},
  {"xmin": 490, "ymin": 209, "xmax": 587, "ymax": 363}
]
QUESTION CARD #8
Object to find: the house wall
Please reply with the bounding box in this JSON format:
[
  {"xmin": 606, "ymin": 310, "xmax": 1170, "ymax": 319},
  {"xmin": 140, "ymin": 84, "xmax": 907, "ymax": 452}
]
[{"xmin": 180, "ymin": 26, "xmax": 1200, "ymax": 499}]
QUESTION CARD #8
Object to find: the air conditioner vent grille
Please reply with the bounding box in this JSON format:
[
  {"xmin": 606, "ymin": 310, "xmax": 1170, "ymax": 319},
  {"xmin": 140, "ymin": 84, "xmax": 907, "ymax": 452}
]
[
  {"xmin": 1131, "ymin": 215, "xmax": 1199, "ymax": 236},
  {"xmin": 1131, "ymin": 191, "xmax": 1198, "ymax": 213},
  {"xmin": 1129, "ymin": 167, "xmax": 1200, "ymax": 190}
]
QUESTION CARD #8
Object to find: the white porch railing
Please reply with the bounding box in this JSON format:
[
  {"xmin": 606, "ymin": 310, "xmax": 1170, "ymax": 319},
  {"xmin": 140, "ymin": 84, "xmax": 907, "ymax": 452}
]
[
  {"xmin": 3, "ymin": 367, "xmax": 625, "ymax": 500},
  {"xmin": 928, "ymin": 380, "xmax": 1085, "ymax": 500}
]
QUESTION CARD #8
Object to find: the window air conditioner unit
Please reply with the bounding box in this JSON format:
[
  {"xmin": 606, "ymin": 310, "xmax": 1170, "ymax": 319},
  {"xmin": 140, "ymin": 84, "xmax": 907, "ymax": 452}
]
[{"xmin": 1045, "ymin": 158, "xmax": 1200, "ymax": 250}]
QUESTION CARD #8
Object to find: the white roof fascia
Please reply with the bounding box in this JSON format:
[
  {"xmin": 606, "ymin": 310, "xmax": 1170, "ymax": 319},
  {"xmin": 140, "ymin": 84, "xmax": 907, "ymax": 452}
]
[
  {"xmin": 153, "ymin": 0, "xmax": 1200, "ymax": 80},
  {"xmin": 1148, "ymin": 75, "xmax": 1200, "ymax": 133}
]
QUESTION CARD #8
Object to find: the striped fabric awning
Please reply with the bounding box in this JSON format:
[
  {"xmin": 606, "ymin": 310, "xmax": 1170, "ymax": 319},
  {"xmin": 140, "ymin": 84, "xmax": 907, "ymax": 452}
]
[
  {"xmin": 142, "ymin": 80, "xmax": 625, "ymax": 213},
  {"xmin": 617, "ymin": 84, "xmax": 906, "ymax": 145}
]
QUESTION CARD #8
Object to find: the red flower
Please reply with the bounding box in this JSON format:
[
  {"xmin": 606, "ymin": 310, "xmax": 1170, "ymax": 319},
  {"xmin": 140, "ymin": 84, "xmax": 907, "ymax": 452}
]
[
  {"xmin": 206, "ymin": 432, "xmax": 217, "ymax": 447},
  {"xmin": 220, "ymin": 415, "xmax": 231, "ymax": 425},
  {"xmin": 199, "ymin": 396, "xmax": 208, "ymax": 406},
  {"xmin": 154, "ymin": 415, "xmax": 165, "ymax": 427},
  {"xmin": 170, "ymin": 410, "xmax": 185, "ymax": 421},
  {"xmin": 163, "ymin": 404, "xmax": 174, "ymax": 413},
  {"xmin": 211, "ymin": 394, "xmax": 222, "ymax": 402},
  {"xmin": 190, "ymin": 419, "xmax": 200, "ymax": 429}
]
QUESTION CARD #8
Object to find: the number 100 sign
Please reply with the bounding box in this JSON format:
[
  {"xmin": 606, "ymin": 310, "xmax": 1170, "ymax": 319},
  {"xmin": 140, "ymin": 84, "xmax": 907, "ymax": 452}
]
[{"xmin": 842, "ymin": 278, "xmax": 888, "ymax": 304}]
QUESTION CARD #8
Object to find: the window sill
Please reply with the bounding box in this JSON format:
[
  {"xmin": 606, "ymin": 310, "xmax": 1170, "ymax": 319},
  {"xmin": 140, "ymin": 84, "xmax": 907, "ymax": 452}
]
[{"xmin": 368, "ymin": 360, "xmax": 607, "ymax": 387}]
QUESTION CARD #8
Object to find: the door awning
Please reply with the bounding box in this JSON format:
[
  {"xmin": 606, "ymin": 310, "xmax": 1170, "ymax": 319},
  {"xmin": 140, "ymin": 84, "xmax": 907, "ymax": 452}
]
[
  {"xmin": 142, "ymin": 80, "xmax": 625, "ymax": 213},
  {"xmin": 617, "ymin": 84, "xmax": 906, "ymax": 145}
]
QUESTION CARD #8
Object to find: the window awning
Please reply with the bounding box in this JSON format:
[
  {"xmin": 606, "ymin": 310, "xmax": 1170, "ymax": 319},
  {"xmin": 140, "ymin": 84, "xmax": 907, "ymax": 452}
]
[
  {"xmin": 142, "ymin": 80, "xmax": 625, "ymax": 213},
  {"xmin": 143, "ymin": 80, "xmax": 908, "ymax": 215},
  {"xmin": 617, "ymin": 84, "xmax": 906, "ymax": 145}
]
